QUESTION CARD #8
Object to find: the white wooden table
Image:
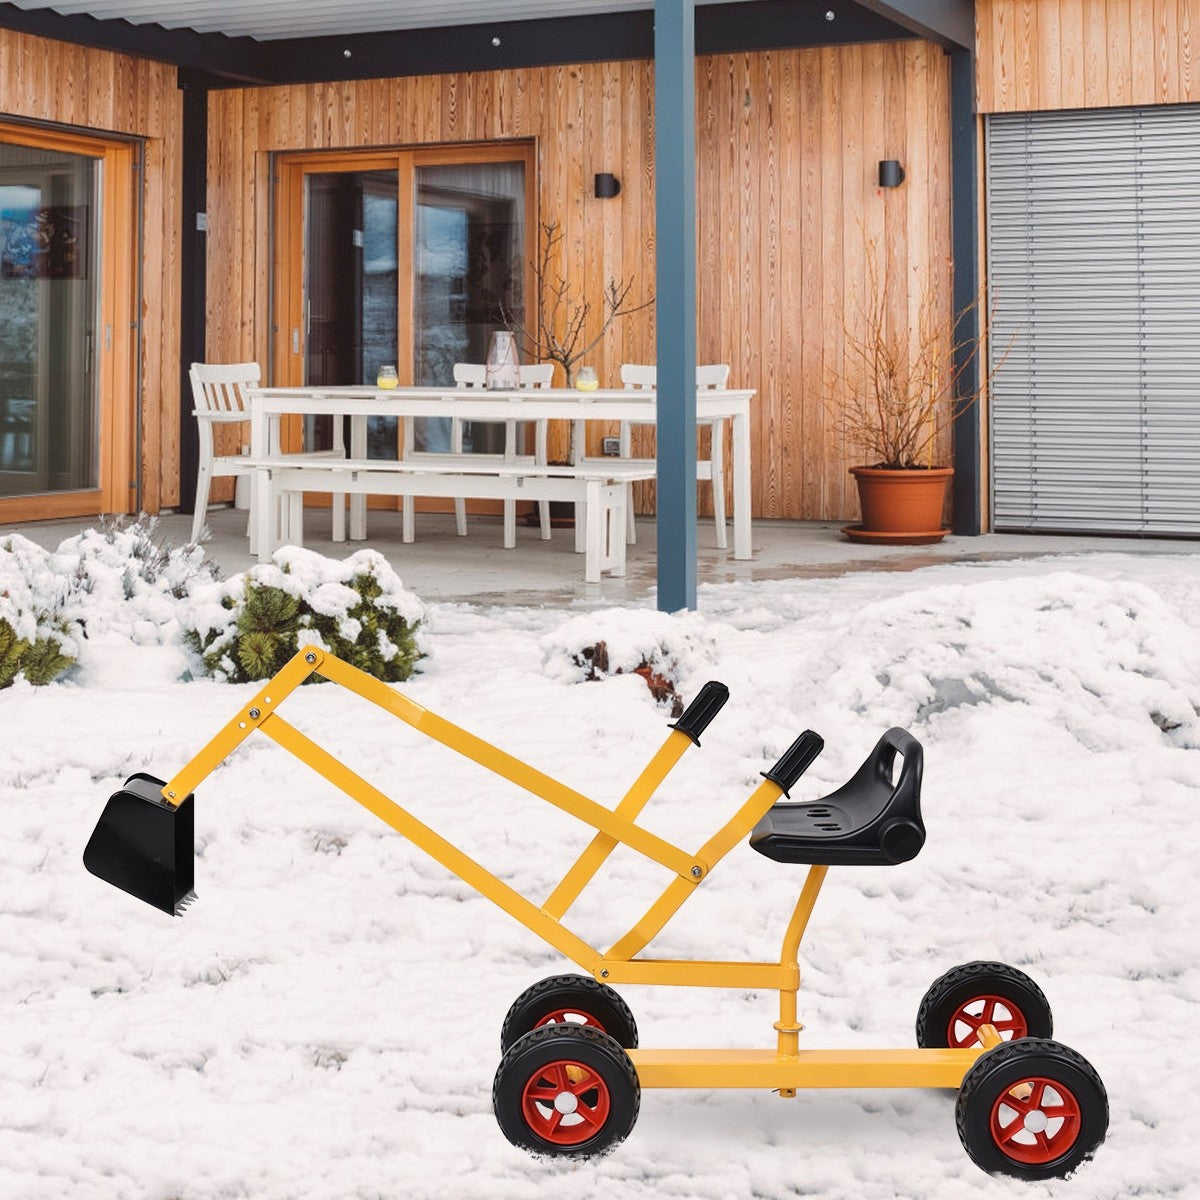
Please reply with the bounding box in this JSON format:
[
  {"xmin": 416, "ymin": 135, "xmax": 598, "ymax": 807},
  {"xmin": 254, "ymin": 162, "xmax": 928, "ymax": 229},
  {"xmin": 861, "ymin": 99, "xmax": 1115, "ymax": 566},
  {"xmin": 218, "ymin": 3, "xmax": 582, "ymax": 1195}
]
[{"xmin": 247, "ymin": 385, "xmax": 755, "ymax": 558}]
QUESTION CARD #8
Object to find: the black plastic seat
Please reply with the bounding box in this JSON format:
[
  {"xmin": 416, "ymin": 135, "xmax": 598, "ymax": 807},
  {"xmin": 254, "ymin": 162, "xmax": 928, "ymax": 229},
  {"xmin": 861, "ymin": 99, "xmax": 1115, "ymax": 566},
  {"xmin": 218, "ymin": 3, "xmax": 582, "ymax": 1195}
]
[{"xmin": 749, "ymin": 728, "xmax": 925, "ymax": 866}]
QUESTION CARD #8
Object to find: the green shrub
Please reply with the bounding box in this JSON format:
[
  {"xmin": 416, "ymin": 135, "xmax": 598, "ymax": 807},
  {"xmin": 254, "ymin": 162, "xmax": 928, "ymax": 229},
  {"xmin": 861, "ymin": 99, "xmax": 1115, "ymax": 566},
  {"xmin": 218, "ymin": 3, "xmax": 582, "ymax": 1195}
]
[
  {"xmin": 0, "ymin": 533, "xmax": 78, "ymax": 690},
  {"xmin": 181, "ymin": 547, "xmax": 425, "ymax": 684}
]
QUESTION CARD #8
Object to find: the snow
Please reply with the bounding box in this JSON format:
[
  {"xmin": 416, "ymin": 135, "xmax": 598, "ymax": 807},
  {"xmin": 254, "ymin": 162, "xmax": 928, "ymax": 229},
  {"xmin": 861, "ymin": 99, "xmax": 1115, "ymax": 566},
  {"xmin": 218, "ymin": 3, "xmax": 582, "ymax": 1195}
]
[{"xmin": 2, "ymin": 547, "xmax": 1199, "ymax": 1199}]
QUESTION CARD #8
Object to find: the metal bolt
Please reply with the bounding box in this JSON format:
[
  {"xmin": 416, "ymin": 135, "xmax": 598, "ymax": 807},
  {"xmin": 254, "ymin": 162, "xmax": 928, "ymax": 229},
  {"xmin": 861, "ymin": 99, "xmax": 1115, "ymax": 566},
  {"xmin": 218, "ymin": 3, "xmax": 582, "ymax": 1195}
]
[
  {"xmin": 691, "ymin": 865, "xmax": 703, "ymax": 878},
  {"xmin": 249, "ymin": 707, "xmax": 261, "ymax": 720},
  {"xmin": 600, "ymin": 970, "xmax": 609, "ymax": 978},
  {"xmin": 305, "ymin": 652, "xmax": 317, "ymax": 663},
  {"xmin": 238, "ymin": 722, "xmax": 246, "ymax": 729},
  {"xmin": 168, "ymin": 791, "xmax": 176, "ymax": 799}
]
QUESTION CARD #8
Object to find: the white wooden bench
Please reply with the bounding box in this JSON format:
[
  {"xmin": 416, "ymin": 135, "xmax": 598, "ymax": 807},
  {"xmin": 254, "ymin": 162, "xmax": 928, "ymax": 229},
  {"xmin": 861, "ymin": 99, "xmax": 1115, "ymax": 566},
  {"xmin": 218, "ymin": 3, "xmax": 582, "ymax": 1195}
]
[{"xmin": 246, "ymin": 457, "xmax": 657, "ymax": 582}]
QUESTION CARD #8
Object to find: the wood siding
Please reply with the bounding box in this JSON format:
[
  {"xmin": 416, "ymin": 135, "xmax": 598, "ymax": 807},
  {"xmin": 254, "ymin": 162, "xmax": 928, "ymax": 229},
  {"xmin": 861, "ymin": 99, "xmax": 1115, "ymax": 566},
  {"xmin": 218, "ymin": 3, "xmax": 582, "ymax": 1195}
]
[
  {"xmin": 977, "ymin": 0, "xmax": 1200, "ymax": 113},
  {"xmin": 0, "ymin": 27, "xmax": 183, "ymax": 509},
  {"xmin": 207, "ymin": 43, "xmax": 952, "ymax": 522}
]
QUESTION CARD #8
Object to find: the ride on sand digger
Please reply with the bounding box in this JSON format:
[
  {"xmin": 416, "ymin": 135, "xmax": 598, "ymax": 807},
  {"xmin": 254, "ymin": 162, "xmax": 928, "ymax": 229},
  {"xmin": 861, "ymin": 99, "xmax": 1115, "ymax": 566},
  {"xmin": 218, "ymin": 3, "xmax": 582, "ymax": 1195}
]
[{"xmin": 84, "ymin": 645, "xmax": 1107, "ymax": 1179}]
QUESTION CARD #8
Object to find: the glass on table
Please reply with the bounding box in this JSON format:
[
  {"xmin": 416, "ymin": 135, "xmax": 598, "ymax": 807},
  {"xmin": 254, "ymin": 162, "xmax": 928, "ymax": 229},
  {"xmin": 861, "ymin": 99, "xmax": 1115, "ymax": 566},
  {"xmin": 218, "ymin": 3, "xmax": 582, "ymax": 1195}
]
[
  {"xmin": 376, "ymin": 364, "xmax": 399, "ymax": 389},
  {"xmin": 575, "ymin": 366, "xmax": 599, "ymax": 391}
]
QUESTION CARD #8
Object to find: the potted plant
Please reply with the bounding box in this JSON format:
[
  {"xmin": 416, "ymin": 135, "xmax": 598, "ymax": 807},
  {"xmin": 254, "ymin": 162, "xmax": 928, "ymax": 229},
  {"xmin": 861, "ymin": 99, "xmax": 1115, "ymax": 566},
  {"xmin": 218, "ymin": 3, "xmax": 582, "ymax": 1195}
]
[{"xmin": 832, "ymin": 240, "xmax": 998, "ymax": 544}]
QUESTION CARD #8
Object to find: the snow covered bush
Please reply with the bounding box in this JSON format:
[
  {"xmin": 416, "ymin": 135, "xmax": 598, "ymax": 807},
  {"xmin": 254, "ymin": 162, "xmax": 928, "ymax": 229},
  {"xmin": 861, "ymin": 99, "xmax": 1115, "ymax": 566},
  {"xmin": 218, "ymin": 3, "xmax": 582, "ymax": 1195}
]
[
  {"xmin": 0, "ymin": 534, "xmax": 78, "ymax": 688},
  {"xmin": 541, "ymin": 608, "xmax": 725, "ymax": 714},
  {"xmin": 181, "ymin": 546, "xmax": 426, "ymax": 684},
  {"xmin": 50, "ymin": 515, "xmax": 218, "ymax": 645}
]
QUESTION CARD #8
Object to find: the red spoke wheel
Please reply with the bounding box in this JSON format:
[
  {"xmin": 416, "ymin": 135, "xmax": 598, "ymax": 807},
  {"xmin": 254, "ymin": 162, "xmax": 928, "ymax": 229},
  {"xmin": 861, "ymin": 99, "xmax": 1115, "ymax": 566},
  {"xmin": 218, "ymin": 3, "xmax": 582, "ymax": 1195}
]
[
  {"xmin": 520, "ymin": 1058, "xmax": 612, "ymax": 1146},
  {"xmin": 494, "ymin": 1025, "xmax": 640, "ymax": 1158},
  {"xmin": 957, "ymin": 1038, "xmax": 1107, "ymax": 1180},
  {"xmin": 917, "ymin": 962, "xmax": 1052, "ymax": 1050},
  {"xmin": 500, "ymin": 974, "xmax": 638, "ymax": 1053},
  {"xmin": 947, "ymin": 994, "xmax": 1029, "ymax": 1049}
]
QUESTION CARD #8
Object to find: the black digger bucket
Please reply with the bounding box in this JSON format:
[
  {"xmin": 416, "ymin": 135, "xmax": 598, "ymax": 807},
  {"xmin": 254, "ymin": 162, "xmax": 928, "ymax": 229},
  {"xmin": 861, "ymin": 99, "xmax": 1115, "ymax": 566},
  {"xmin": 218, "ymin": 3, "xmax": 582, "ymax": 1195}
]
[{"xmin": 83, "ymin": 773, "xmax": 196, "ymax": 916}]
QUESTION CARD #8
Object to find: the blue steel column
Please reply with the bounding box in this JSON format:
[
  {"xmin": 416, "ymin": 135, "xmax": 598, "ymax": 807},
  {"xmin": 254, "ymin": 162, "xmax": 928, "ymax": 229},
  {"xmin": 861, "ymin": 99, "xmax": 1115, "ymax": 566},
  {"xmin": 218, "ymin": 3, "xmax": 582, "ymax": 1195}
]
[{"xmin": 654, "ymin": 0, "xmax": 698, "ymax": 611}]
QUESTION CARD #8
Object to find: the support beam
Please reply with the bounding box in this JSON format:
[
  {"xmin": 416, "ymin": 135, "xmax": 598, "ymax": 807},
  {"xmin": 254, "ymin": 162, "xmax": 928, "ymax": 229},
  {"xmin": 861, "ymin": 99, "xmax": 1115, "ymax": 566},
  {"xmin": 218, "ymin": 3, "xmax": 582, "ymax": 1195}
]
[
  {"xmin": 852, "ymin": 0, "xmax": 974, "ymax": 49},
  {"xmin": 0, "ymin": 2, "xmax": 267, "ymax": 82},
  {"xmin": 177, "ymin": 74, "xmax": 207, "ymax": 517},
  {"xmin": 654, "ymin": 0, "xmax": 698, "ymax": 613},
  {"xmin": 949, "ymin": 46, "xmax": 982, "ymax": 535}
]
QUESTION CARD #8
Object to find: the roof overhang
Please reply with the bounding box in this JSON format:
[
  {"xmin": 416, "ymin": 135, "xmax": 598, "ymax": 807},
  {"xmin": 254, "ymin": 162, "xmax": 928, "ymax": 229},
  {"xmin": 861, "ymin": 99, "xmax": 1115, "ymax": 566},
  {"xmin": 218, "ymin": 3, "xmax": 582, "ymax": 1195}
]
[{"xmin": 0, "ymin": 1, "xmax": 951, "ymax": 88}]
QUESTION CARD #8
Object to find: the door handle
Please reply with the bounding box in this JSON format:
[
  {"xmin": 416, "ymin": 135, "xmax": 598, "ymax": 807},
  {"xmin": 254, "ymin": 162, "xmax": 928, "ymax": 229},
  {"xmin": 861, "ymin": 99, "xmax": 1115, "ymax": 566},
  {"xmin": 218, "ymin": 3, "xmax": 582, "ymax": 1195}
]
[{"xmin": 292, "ymin": 327, "xmax": 300, "ymax": 354}]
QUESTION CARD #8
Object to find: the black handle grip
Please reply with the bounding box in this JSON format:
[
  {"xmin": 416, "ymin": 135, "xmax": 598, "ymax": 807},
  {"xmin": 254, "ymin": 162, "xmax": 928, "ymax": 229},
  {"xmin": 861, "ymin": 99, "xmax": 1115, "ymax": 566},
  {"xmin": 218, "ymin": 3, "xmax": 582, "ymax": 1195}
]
[
  {"xmin": 761, "ymin": 730, "xmax": 825, "ymax": 797},
  {"xmin": 669, "ymin": 680, "xmax": 730, "ymax": 746}
]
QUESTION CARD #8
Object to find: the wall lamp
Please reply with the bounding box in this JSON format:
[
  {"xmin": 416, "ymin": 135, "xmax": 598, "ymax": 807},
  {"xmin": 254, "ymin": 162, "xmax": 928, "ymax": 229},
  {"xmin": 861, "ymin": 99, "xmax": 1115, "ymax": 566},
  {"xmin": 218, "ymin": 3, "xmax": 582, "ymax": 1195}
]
[
  {"xmin": 594, "ymin": 172, "xmax": 622, "ymax": 199},
  {"xmin": 878, "ymin": 159, "xmax": 906, "ymax": 188}
]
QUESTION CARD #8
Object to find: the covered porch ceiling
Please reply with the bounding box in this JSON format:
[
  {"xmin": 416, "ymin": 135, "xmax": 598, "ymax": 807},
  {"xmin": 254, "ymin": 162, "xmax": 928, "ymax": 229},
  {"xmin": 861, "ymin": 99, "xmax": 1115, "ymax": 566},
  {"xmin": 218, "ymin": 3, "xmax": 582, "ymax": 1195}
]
[{"xmin": 0, "ymin": 2, "xmax": 973, "ymax": 78}]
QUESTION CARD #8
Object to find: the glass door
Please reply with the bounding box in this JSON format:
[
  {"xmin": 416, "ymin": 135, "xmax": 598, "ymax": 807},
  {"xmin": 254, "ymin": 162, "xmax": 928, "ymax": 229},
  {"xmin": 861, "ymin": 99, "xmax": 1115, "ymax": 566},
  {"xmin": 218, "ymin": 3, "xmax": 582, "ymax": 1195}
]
[
  {"xmin": 0, "ymin": 123, "xmax": 136, "ymax": 522},
  {"xmin": 412, "ymin": 158, "xmax": 527, "ymax": 453},
  {"xmin": 0, "ymin": 144, "xmax": 99, "ymax": 497},
  {"xmin": 274, "ymin": 143, "xmax": 535, "ymax": 469}
]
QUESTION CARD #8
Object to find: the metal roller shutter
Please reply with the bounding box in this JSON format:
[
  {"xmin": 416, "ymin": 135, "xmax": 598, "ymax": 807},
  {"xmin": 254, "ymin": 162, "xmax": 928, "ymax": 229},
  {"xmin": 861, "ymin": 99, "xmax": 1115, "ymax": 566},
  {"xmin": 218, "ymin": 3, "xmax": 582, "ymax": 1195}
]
[{"xmin": 986, "ymin": 106, "xmax": 1200, "ymax": 535}]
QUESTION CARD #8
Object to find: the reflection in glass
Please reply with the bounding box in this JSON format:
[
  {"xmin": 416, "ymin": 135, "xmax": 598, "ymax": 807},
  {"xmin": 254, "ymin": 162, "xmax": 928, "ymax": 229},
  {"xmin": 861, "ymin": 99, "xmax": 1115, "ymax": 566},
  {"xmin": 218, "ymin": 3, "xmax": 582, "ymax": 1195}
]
[
  {"xmin": 303, "ymin": 169, "xmax": 399, "ymax": 458},
  {"xmin": 413, "ymin": 161, "xmax": 525, "ymax": 452},
  {"xmin": 0, "ymin": 141, "xmax": 99, "ymax": 497}
]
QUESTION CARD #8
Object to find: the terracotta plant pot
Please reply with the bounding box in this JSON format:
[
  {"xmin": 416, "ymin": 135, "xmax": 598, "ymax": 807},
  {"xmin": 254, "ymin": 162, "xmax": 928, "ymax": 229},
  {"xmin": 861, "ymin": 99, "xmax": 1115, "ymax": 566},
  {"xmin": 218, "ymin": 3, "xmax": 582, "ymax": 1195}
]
[{"xmin": 844, "ymin": 466, "xmax": 953, "ymax": 545}]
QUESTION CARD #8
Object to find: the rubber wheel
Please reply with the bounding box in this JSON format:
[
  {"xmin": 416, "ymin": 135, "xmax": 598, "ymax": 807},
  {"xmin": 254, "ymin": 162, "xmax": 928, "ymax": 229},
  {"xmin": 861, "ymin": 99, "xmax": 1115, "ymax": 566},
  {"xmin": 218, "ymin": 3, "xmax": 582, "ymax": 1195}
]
[
  {"xmin": 956, "ymin": 1037, "xmax": 1108, "ymax": 1179},
  {"xmin": 500, "ymin": 974, "xmax": 638, "ymax": 1053},
  {"xmin": 493, "ymin": 1024, "xmax": 640, "ymax": 1157},
  {"xmin": 917, "ymin": 961, "xmax": 1052, "ymax": 1050}
]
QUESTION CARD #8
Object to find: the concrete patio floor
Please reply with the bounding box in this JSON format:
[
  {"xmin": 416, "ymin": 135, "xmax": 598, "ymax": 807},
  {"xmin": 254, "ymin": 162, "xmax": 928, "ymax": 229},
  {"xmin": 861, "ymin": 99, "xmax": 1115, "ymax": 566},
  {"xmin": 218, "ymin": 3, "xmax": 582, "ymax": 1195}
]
[{"xmin": 9, "ymin": 504, "xmax": 1198, "ymax": 607}]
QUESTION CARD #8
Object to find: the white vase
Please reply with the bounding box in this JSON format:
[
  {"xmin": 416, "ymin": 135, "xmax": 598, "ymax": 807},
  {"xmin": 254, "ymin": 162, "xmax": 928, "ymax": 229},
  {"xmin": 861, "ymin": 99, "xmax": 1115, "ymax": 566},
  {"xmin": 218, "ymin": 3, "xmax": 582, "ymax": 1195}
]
[{"xmin": 485, "ymin": 330, "xmax": 520, "ymax": 390}]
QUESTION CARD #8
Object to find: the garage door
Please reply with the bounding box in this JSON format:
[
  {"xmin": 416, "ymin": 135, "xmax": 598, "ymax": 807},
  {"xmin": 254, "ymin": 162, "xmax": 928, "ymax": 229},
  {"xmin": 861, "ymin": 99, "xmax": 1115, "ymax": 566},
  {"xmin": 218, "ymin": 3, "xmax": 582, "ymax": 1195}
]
[{"xmin": 986, "ymin": 106, "xmax": 1200, "ymax": 534}]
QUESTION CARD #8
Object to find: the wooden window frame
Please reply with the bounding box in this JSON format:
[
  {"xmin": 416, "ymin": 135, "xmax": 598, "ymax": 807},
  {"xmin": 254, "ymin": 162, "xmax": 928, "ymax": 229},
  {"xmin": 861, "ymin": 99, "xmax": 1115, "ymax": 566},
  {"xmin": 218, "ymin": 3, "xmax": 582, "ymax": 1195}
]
[{"xmin": 0, "ymin": 120, "xmax": 138, "ymax": 524}]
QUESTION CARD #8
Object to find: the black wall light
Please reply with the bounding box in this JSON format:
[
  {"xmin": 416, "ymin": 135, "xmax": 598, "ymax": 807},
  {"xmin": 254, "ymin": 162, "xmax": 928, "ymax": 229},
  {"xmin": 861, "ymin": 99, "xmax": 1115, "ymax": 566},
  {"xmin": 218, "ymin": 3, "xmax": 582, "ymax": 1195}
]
[
  {"xmin": 594, "ymin": 172, "xmax": 622, "ymax": 198},
  {"xmin": 878, "ymin": 159, "xmax": 905, "ymax": 188}
]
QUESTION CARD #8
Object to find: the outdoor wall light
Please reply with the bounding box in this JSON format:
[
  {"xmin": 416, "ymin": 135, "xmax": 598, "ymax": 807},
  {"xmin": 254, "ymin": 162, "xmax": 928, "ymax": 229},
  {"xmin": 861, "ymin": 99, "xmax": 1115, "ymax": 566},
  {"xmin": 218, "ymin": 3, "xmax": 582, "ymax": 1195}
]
[
  {"xmin": 878, "ymin": 159, "xmax": 906, "ymax": 188},
  {"xmin": 594, "ymin": 172, "xmax": 622, "ymax": 199}
]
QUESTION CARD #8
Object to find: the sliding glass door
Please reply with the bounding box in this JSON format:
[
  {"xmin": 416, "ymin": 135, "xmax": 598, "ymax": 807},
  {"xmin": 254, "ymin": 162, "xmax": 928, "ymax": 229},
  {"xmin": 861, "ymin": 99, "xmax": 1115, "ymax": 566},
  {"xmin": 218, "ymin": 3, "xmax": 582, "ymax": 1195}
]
[
  {"xmin": 0, "ymin": 123, "xmax": 136, "ymax": 521},
  {"xmin": 275, "ymin": 143, "xmax": 534, "ymax": 465}
]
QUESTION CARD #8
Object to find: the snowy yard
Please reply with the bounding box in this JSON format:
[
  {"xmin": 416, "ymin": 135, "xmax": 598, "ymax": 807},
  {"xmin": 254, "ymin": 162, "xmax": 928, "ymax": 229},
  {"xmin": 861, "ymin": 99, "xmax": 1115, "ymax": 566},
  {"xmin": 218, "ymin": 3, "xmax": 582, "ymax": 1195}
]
[{"xmin": 2, "ymin": 547, "xmax": 1198, "ymax": 1199}]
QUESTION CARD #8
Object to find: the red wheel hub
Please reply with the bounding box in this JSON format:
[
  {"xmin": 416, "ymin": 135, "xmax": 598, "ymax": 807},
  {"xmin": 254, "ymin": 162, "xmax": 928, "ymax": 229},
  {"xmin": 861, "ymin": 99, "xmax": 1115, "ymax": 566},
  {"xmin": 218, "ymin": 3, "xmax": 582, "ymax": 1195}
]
[
  {"xmin": 947, "ymin": 994, "xmax": 1029, "ymax": 1048},
  {"xmin": 989, "ymin": 1075, "xmax": 1082, "ymax": 1166},
  {"xmin": 533, "ymin": 1008, "xmax": 606, "ymax": 1033},
  {"xmin": 521, "ymin": 1059, "xmax": 611, "ymax": 1146}
]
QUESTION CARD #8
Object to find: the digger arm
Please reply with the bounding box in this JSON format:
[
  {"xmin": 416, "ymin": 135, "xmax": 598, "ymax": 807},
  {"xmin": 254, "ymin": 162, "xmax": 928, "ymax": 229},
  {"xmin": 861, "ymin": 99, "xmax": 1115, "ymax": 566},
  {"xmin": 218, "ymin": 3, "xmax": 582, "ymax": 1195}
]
[{"xmin": 162, "ymin": 646, "xmax": 709, "ymax": 882}]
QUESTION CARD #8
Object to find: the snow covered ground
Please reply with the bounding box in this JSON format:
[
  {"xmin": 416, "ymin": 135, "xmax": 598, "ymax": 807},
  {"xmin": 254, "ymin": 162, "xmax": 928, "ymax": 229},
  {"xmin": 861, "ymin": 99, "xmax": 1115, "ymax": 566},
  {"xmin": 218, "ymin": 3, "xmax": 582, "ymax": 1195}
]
[{"xmin": 2, "ymin": 549, "xmax": 1198, "ymax": 1199}]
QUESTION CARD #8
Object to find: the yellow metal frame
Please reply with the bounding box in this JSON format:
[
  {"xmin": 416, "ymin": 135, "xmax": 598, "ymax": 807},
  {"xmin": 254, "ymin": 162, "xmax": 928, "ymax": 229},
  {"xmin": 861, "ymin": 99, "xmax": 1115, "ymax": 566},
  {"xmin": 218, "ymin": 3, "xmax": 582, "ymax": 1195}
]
[{"xmin": 160, "ymin": 646, "xmax": 997, "ymax": 1092}]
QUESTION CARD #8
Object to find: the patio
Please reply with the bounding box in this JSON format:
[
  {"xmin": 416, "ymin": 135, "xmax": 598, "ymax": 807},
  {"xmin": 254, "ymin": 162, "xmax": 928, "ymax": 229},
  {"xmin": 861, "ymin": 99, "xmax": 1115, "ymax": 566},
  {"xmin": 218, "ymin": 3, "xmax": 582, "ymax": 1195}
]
[{"xmin": 16, "ymin": 505, "xmax": 1199, "ymax": 606}]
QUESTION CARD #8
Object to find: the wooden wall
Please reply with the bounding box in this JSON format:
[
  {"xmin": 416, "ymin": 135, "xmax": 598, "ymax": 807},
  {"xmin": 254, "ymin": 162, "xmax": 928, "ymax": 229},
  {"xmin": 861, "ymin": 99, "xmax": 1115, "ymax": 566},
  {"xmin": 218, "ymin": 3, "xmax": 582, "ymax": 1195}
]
[
  {"xmin": 977, "ymin": 0, "xmax": 1200, "ymax": 113},
  {"xmin": 207, "ymin": 42, "xmax": 951, "ymax": 522},
  {"xmin": 0, "ymin": 27, "xmax": 183, "ymax": 509}
]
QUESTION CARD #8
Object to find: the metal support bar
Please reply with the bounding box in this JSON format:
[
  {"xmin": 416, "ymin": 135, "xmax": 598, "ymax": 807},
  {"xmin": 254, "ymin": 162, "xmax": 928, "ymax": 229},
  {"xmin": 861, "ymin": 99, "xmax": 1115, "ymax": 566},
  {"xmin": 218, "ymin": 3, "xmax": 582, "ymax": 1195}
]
[
  {"xmin": 629, "ymin": 1046, "xmax": 987, "ymax": 1090},
  {"xmin": 315, "ymin": 654, "xmax": 703, "ymax": 881},
  {"xmin": 654, "ymin": 0, "xmax": 698, "ymax": 613},
  {"xmin": 605, "ymin": 778, "xmax": 784, "ymax": 960},
  {"xmin": 258, "ymin": 712, "xmax": 604, "ymax": 973},
  {"xmin": 543, "ymin": 730, "xmax": 693, "ymax": 918},
  {"xmin": 596, "ymin": 959, "xmax": 795, "ymax": 990}
]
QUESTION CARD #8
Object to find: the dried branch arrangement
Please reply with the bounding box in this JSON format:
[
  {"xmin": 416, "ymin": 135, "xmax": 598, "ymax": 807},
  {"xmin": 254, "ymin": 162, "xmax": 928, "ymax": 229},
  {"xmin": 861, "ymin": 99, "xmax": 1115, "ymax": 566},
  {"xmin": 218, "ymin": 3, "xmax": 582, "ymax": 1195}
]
[
  {"xmin": 833, "ymin": 238, "xmax": 1003, "ymax": 470},
  {"xmin": 502, "ymin": 221, "xmax": 654, "ymax": 386}
]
